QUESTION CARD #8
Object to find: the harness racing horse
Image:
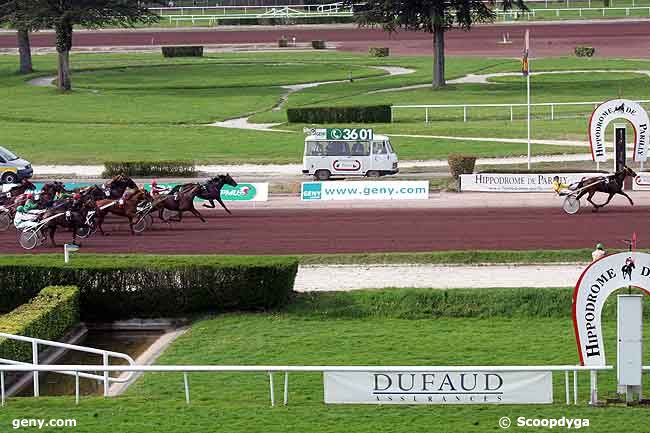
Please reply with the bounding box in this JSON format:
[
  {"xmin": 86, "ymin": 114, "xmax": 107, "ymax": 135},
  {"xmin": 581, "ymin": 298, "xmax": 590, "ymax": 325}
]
[
  {"xmin": 575, "ymin": 166, "xmax": 637, "ymax": 212},
  {"xmin": 42, "ymin": 195, "xmax": 97, "ymax": 247},
  {"xmin": 198, "ymin": 174, "xmax": 238, "ymax": 213},
  {"xmin": 95, "ymin": 188, "xmax": 148, "ymax": 235},
  {"xmin": 154, "ymin": 183, "xmax": 206, "ymax": 223},
  {"xmin": 104, "ymin": 175, "xmax": 138, "ymax": 199},
  {"xmin": 0, "ymin": 179, "xmax": 36, "ymax": 206}
]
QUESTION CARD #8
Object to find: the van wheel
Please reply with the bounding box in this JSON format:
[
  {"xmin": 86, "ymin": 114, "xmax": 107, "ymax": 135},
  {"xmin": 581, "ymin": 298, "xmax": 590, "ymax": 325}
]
[
  {"xmin": 366, "ymin": 170, "xmax": 381, "ymax": 178},
  {"xmin": 314, "ymin": 170, "xmax": 331, "ymax": 181},
  {"xmin": 1, "ymin": 172, "xmax": 17, "ymax": 184}
]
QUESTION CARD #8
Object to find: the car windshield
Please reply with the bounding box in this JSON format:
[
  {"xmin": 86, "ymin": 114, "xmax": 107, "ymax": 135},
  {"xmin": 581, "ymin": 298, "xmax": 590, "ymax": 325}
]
[{"xmin": 0, "ymin": 147, "xmax": 18, "ymax": 161}]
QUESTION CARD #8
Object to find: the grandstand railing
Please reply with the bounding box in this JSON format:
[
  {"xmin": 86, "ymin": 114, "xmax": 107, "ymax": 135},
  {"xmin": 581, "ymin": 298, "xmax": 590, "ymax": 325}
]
[
  {"xmin": 392, "ymin": 99, "xmax": 650, "ymax": 123},
  {"xmin": 0, "ymin": 364, "xmax": 644, "ymax": 406}
]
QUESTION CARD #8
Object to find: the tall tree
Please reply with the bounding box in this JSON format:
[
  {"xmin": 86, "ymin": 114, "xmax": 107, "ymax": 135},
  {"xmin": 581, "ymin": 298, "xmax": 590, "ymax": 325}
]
[
  {"xmin": 0, "ymin": 0, "xmax": 37, "ymax": 74},
  {"xmin": 354, "ymin": 0, "xmax": 526, "ymax": 88},
  {"xmin": 20, "ymin": 1, "xmax": 160, "ymax": 91}
]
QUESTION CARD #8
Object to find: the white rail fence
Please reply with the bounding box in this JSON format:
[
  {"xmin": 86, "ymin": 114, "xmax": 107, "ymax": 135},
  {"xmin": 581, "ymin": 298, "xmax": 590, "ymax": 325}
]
[
  {"xmin": 0, "ymin": 332, "xmax": 135, "ymax": 398},
  {"xmin": 0, "ymin": 364, "xmax": 646, "ymax": 406},
  {"xmin": 496, "ymin": 5, "xmax": 650, "ymax": 19},
  {"xmin": 494, "ymin": 0, "xmax": 650, "ymax": 8},
  {"xmin": 392, "ymin": 99, "xmax": 650, "ymax": 123},
  {"xmin": 150, "ymin": 2, "xmax": 354, "ymax": 23}
]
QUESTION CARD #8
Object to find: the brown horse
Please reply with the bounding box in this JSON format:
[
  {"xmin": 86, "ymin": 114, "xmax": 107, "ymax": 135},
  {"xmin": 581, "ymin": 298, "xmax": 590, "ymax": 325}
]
[
  {"xmin": 153, "ymin": 183, "xmax": 206, "ymax": 223},
  {"xmin": 43, "ymin": 195, "xmax": 97, "ymax": 247},
  {"xmin": 0, "ymin": 179, "xmax": 36, "ymax": 206},
  {"xmin": 95, "ymin": 188, "xmax": 148, "ymax": 235},
  {"xmin": 575, "ymin": 166, "xmax": 637, "ymax": 211}
]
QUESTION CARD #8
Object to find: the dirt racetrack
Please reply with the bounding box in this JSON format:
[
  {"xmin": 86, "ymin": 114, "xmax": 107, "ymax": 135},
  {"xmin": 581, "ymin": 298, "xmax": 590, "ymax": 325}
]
[
  {"xmin": 1, "ymin": 21, "xmax": 650, "ymax": 57},
  {"xmin": 0, "ymin": 205, "xmax": 646, "ymax": 255}
]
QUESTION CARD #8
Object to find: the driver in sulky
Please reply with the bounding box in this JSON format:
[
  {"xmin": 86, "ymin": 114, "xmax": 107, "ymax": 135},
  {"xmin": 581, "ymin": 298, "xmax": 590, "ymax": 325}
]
[{"xmin": 552, "ymin": 176, "xmax": 580, "ymax": 196}]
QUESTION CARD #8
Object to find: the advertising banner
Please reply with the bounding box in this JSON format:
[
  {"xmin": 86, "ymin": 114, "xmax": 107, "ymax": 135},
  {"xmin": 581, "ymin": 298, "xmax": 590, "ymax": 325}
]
[
  {"xmin": 573, "ymin": 252, "xmax": 650, "ymax": 366},
  {"xmin": 633, "ymin": 173, "xmax": 650, "ymax": 191},
  {"xmin": 459, "ymin": 173, "xmax": 602, "ymax": 193},
  {"xmin": 13, "ymin": 182, "xmax": 269, "ymax": 202},
  {"xmin": 324, "ymin": 371, "xmax": 553, "ymax": 404},
  {"xmin": 588, "ymin": 99, "xmax": 650, "ymax": 162},
  {"xmin": 301, "ymin": 181, "xmax": 428, "ymax": 201}
]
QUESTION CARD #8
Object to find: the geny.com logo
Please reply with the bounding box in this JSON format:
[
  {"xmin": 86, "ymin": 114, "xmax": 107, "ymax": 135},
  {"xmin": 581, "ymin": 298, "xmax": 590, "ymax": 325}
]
[{"xmin": 324, "ymin": 186, "xmax": 427, "ymax": 197}]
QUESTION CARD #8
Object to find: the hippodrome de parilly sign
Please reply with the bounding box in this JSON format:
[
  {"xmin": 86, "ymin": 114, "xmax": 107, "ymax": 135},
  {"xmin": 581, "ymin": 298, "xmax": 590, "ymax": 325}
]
[
  {"xmin": 573, "ymin": 252, "xmax": 650, "ymax": 366},
  {"xmin": 588, "ymin": 99, "xmax": 650, "ymax": 162}
]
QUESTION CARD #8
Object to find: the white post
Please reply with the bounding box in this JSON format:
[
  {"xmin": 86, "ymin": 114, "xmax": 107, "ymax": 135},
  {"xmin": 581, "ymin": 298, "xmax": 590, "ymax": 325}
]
[
  {"xmin": 75, "ymin": 372, "xmax": 80, "ymax": 405},
  {"xmin": 283, "ymin": 372, "xmax": 289, "ymax": 405},
  {"xmin": 64, "ymin": 244, "xmax": 70, "ymax": 264},
  {"xmin": 526, "ymin": 30, "xmax": 532, "ymax": 170},
  {"xmin": 183, "ymin": 372, "xmax": 190, "ymax": 405},
  {"xmin": 103, "ymin": 353, "xmax": 109, "ymax": 397},
  {"xmin": 565, "ymin": 371, "xmax": 570, "ymax": 404},
  {"xmin": 268, "ymin": 372, "xmax": 275, "ymax": 407},
  {"xmin": 32, "ymin": 341, "xmax": 39, "ymax": 397},
  {"xmin": 425, "ymin": 107, "xmax": 429, "ymax": 123},
  {"xmin": 463, "ymin": 106, "xmax": 467, "ymax": 122},
  {"xmin": 590, "ymin": 370, "xmax": 598, "ymax": 405},
  {"xmin": 1, "ymin": 371, "xmax": 4, "ymax": 407},
  {"xmin": 573, "ymin": 371, "xmax": 578, "ymax": 404},
  {"xmin": 550, "ymin": 104, "xmax": 554, "ymax": 121},
  {"xmin": 510, "ymin": 105, "xmax": 513, "ymax": 122}
]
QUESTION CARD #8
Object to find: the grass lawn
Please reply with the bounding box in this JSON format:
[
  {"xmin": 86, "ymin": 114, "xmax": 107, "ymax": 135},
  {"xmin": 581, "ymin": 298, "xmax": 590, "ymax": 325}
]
[
  {"xmin": 0, "ymin": 288, "xmax": 648, "ymax": 433},
  {"xmin": 1, "ymin": 52, "xmax": 648, "ymax": 164}
]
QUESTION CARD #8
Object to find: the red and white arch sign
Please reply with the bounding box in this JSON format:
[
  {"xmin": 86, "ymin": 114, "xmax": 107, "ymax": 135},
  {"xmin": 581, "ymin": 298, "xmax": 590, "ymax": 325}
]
[
  {"xmin": 573, "ymin": 252, "xmax": 649, "ymax": 366},
  {"xmin": 588, "ymin": 99, "xmax": 650, "ymax": 162}
]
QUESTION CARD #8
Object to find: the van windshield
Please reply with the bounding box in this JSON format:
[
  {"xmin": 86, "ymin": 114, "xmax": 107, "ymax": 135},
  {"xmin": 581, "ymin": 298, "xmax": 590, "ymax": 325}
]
[{"xmin": 0, "ymin": 147, "xmax": 18, "ymax": 161}]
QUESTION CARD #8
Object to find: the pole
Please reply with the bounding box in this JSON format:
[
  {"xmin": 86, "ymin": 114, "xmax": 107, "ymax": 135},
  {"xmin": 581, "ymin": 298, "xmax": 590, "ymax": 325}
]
[
  {"xmin": 525, "ymin": 29, "xmax": 531, "ymax": 170},
  {"xmin": 527, "ymin": 71, "xmax": 531, "ymax": 170}
]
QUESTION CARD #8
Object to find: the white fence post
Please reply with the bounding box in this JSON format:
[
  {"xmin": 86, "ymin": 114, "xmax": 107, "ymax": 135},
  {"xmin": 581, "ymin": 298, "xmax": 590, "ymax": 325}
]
[
  {"xmin": 425, "ymin": 107, "xmax": 429, "ymax": 123},
  {"xmin": 103, "ymin": 353, "xmax": 109, "ymax": 397},
  {"xmin": 565, "ymin": 371, "xmax": 570, "ymax": 404},
  {"xmin": 573, "ymin": 371, "xmax": 578, "ymax": 404},
  {"xmin": 75, "ymin": 372, "xmax": 80, "ymax": 405},
  {"xmin": 32, "ymin": 341, "xmax": 39, "ymax": 397},
  {"xmin": 1, "ymin": 371, "xmax": 4, "ymax": 407},
  {"xmin": 283, "ymin": 372, "xmax": 289, "ymax": 405},
  {"xmin": 590, "ymin": 371, "xmax": 598, "ymax": 405},
  {"xmin": 268, "ymin": 372, "xmax": 275, "ymax": 407},
  {"xmin": 463, "ymin": 106, "xmax": 467, "ymax": 122},
  {"xmin": 550, "ymin": 104, "xmax": 554, "ymax": 121},
  {"xmin": 183, "ymin": 372, "xmax": 190, "ymax": 405}
]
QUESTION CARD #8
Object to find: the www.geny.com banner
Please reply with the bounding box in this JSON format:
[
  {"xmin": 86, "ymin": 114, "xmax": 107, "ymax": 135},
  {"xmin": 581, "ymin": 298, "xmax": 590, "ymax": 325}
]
[{"xmin": 301, "ymin": 181, "xmax": 429, "ymax": 201}]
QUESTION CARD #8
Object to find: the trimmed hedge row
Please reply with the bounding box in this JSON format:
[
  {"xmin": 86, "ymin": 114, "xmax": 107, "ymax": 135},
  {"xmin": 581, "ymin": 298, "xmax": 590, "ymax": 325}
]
[
  {"xmin": 448, "ymin": 154, "xmax": 477, "ymax": 178},
  {"xmin": 287, "ymin": 105, "xmax": 392, "ymax": 123},
  {"xmin": 162, "ymin": 46, "xmax": 203, "ymax": 58},
  {"xmin": 103, "ymin": 161, "xmax": 196, "ymax": 178},
  {"xmin": 0, "ymin": 255, "xmax": 298, "ymax": 320},
  {"xmin": 575, "ymin": 46, "xmax": 595, "ymax": 58},
  {"xmin": 0, "ymin": 286, "xmax": 79, "ymax": 363}
]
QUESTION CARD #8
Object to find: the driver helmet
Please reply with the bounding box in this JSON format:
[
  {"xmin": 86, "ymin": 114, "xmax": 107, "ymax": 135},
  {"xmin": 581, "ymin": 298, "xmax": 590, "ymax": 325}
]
[
  {"xmin": 553, "ymin": 176, "xmax": 560, "ymax": 182},
  {"xmin": 73, "ymin": 193, "xmax": 81, "ymax": 200},
  {"xmin": 151, "ymin": 179, "xmax": 157, "ymax": 187},
  {"xmin": 25, "ymin": 193, "xmax": 33, "ymax": 200},
  {"xmin": 596, "ymin": 243, "xmax": 604, "ymax": 250}
]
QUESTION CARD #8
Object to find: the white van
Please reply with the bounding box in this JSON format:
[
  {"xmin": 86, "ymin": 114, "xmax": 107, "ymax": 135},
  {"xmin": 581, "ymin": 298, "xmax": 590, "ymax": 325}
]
[{"xmin": 301, "ymin": 128, "xmax": 399, "ymax": 180}]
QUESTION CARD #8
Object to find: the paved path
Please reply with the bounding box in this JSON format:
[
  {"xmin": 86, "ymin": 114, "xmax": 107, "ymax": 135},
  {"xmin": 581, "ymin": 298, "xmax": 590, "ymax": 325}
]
[{"xmin": 294, "ymin": 263, "xmax": 585, "ymax": 291}]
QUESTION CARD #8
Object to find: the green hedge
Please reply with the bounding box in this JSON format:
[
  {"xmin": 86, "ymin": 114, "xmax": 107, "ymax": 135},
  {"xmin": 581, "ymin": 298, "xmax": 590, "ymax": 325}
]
[
  {"xmin": 575, "ymin": 46, "xmax": 595, "ymax": 58},
  {"xmin": 0, "ymin": 286, "xmax": 79, "ymax": 363},
  {"xmin": 162, "ymin": 46, "xmax": 203, "ymax": 58},
  {"xmin": 369, "ymin": 47, "xmax": 389, "ymax": 57},
  {"xmin": 448, "ymin": 154, "xmax": 477, "ymax": 178},
  {"xmin": 0, "ymin": 255, "xmax": 298, "ymax": 321},
  {"xmin": 287, "ymin": 105, "xmax": 392, "ymax": 124},
  {"xmin": 103, "ymin": 161, "xmax": 196, "ymax": 178}
]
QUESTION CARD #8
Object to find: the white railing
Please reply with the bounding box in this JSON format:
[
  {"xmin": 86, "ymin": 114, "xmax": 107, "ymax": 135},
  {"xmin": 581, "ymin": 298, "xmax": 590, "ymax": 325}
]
[
  {"xmin": 494, "ymin": 0, "xmax": 650, "ymax": 8},
  {"xmin": 149, "ymin": 3, "xmax": 354, "ymax": 18},
  {"xmin": 496, "ymin": 5, "xmax": 650, "ymax": 19},
  {"xmin": 392, "ymin": 99, "xmax": 650, "ymax": 123},
  {"xmin": 0, "ymin": 364, "xmax": 644, "ymax": 407},
  {"xmin": 0, "ymin": 332, "xmax": 135, "ymax": 398}
]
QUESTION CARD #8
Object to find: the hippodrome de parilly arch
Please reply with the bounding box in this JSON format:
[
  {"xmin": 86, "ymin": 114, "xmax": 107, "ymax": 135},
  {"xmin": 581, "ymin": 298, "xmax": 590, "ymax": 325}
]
[
  {"xmin": 573, "ymin": 251, "xmax": 650, "ymax": 366},
  {"xmin": 588, "ymin": 99, "xmax": 650, "ymax": 163}
]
